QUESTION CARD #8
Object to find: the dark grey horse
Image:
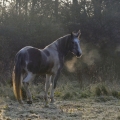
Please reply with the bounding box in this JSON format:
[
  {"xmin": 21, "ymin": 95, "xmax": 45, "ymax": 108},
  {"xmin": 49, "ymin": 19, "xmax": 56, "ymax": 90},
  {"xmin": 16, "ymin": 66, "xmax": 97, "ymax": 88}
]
[{"xmin": 12, "ymin": 30, "xmax": 82, "ymax": 105}]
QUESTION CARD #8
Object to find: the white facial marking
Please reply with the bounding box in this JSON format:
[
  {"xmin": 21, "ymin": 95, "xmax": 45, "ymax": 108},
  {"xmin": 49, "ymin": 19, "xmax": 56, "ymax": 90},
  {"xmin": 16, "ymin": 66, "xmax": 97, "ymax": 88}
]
[{"xmin": 74, "ymin": 38, "xmax": 82, "ymax": 54}]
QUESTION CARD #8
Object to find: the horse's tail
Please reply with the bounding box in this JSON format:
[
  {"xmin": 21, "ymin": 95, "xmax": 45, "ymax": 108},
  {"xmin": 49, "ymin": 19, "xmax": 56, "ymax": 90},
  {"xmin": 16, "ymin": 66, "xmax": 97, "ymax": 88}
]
[{"xmin": 12, "ymin": 53, "xmax": 23, "ymax": 104}]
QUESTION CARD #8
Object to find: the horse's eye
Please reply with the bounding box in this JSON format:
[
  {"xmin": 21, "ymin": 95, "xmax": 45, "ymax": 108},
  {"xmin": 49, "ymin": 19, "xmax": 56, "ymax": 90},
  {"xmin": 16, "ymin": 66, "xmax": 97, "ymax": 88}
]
[{"xmin": 72, "ymin": 41, "xmax": 74, "ymax": 44}]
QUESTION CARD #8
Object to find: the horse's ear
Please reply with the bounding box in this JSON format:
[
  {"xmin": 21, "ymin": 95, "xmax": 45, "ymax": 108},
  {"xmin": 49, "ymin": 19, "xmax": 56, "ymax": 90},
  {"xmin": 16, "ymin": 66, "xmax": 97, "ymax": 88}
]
[
  {"xmin": 71, "ymin": 32, "xmax": 74, "ymax": 37},
  {"xmin": 77, "ymin": 30, "xmax": 81, "ymax": 38}
]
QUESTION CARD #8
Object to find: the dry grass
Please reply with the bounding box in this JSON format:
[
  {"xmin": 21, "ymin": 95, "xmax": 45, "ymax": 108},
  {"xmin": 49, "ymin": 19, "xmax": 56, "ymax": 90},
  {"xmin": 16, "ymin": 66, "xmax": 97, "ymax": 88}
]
[
  {"xmin": 0, "ymin": 84, "xmax": 15, "ymax": 100},
  {"xmin": 0, "ymin": 76, "xmax": 120, "ymax": 119},
  {"xmin": 0, "ymin": 77, "xmax": 120, "ymax": 102}
]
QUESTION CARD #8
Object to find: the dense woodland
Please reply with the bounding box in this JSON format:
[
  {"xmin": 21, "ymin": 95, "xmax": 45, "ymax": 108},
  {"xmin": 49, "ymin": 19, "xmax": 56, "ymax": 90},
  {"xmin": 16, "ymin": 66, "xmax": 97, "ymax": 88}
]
[{"xmin": 0, "ymin": 0, "xmax": 120, "ymax": 84}]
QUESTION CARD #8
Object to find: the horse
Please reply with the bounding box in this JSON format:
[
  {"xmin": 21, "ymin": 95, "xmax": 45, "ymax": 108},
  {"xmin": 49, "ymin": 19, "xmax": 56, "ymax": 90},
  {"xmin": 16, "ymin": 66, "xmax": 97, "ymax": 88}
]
[{"xmin": 12, "ymin": 30, "xmax": 82, "ymax": 105}]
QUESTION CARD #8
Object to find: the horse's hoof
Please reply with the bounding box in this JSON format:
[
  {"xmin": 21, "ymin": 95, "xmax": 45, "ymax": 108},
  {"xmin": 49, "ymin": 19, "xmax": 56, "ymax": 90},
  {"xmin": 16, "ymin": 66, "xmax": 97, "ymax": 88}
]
[
  {"xmin": 27, "ymin": 101, "xmax": 32, "ymax": 104},
  {"xmin": 44, "ymin": 104, "xmax": 49, "ymax": 108},
  {"xmin": 44, "ymin": 101, "xmax": 49, "ymax": 108},
  {"xmin": 18, "ymin": 100, "xmax": 24, "ymax": 104},
  {"xmin": 50, "ymin": 99, "xmax": 55, "ymax": 103}
]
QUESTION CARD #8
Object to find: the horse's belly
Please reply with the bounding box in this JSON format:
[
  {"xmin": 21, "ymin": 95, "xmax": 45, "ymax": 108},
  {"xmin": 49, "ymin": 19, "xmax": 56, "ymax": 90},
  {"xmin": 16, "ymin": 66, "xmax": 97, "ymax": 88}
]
[{"xmin": 27, "ymin": 61, "xmax": 52, "ymax": 74}]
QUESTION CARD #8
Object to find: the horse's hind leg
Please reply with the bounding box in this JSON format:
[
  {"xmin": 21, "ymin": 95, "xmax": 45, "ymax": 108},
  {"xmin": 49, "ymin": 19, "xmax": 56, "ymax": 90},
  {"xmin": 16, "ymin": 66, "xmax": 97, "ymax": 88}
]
[
  {"xmin": 23, "ymin": 72, "xmax": 35, "ymax": 104},
  {"xmin": 44, "ymin": 74, "xmax": 52, "ymax": 106}
]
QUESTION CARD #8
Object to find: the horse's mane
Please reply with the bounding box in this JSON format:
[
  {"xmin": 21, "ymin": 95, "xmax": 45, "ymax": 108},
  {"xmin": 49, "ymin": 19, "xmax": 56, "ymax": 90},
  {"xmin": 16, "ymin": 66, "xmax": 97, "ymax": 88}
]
[
  {"xmin": 56, "ymin": 34, "xmax": 71, "ymax": 55},
  {"xmin": 45, "ymin": 34, "xmax": 71, "ymax": 56}
]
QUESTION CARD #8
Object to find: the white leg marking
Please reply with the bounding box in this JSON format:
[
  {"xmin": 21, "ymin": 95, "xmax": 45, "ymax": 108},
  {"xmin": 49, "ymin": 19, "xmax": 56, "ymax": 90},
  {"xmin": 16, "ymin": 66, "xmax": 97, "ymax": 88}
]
[
  {"xmin": 23, "ymin": 72, "xmax": 35, "ymax": 83},
  {"xmin": 50, "ymin": 75, "xmax": 55, "ymax": 103},
  {"xmin": 23, "ymin": 72, "xmax": 35, "ymax": 102},
  {"xmin": 45, "ymin": 74, "xmax": 52, "ymax": 105}
]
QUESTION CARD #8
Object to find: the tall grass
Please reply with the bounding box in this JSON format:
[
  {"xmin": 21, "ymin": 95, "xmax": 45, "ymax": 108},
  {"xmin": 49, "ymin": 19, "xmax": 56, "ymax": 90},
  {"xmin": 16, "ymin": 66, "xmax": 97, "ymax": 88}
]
[{"xmin": 0, "ymin": 71, "xmax": 120, "ymax": 102}]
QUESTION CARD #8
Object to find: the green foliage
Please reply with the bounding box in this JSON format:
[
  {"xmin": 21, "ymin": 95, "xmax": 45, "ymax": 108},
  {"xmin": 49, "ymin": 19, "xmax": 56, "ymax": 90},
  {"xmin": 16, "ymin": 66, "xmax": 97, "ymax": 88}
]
[
  {"xmin": 101, "ymin": 85, "xmax": 108, "ymax": 96},
  {"xmin": 0, "ymin": 80, "xmax": 120, "ymax": 103},
  {"xmin": 111, "ymin": 91, "xmax": 120, "ymax": 98},
  {"xmin": 80, "ymin": 91, "xmax": 90, "ymax": 98},
  {"xmin": 89, "ymin": 82, "xmax": 120, "ymax": 100},
  {"xmin": 91, "ymin": 83, "xmax": 109, "ymax": 97},
  {"xmin": 54, "ymin": 91, "xmax": 62, "ymax": 97},
  {"xmin": 94, "ymin": 96, "xmax": 115, "ymax": 102},
  {"xmin": 95, "ymin": 86, "xmax": 101, "ymax": 96},
  {"xmin": 0, "ymin": 0, "xmax": 120, "ymax": 88},
  {"xmin": 62, "ymin": 92, "xmax": 73, "ymax": 100},
  {"xmin": 0, "ymin": 84, "xmax": 16, "ymax": 100}
]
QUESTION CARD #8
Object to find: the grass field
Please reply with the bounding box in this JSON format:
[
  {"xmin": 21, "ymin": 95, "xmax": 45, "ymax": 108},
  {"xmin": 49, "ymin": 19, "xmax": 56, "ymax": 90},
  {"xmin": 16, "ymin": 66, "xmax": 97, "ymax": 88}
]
[
  {"xmin": 0, "ymin": 78, "xmax": 120, "ymax": 120},
  {"xmin": 0, "ymin": 97, "xmax": 120, "ymax": 120}
]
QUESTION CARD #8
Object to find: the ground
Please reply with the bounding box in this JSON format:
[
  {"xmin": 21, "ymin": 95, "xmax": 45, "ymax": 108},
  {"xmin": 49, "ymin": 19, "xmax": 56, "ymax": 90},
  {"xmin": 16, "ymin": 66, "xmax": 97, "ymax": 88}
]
[{"xmin": 0, "ymin": 97, "xmax": 120, "ymax": 120}]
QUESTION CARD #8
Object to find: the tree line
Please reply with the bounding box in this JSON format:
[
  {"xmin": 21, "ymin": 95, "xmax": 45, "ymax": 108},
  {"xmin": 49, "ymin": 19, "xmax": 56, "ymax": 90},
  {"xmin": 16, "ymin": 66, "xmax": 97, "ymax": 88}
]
[{"xmin": 0, "ymin": 0, "xmax": 120, "ymax": 83}]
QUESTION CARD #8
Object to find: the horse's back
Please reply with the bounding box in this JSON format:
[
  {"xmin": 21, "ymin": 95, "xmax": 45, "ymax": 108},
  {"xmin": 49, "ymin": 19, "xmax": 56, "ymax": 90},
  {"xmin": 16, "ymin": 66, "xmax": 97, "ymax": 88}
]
[
  {"xmin": 14, "ymin": 46, "xmax": 41, "ymax": 72},
  {"xmin": 15, "ymin": 45, "xmax": 60, "ymax": 75},
  {"xmin": 15, "ymin": 46, "xmax": 33, "ymax": 59},
  {"xmin": 17, "ymin": 46, "xmax": 41, "ymax": 58}
]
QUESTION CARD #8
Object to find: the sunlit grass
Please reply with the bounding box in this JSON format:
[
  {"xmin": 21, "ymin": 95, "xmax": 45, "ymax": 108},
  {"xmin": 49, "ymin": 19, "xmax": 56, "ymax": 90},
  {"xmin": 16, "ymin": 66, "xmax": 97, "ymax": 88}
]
[{"xmin": 0, "ymin": 74, "xmax": 120, "ymax": 103}]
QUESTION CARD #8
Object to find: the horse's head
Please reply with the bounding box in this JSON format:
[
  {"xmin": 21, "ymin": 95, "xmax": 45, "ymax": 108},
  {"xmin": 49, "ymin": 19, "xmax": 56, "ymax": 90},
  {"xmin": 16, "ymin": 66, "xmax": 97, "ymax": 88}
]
[{"xmin": 70, "ymin": 30, "xmax": 82, "ymax": 58}]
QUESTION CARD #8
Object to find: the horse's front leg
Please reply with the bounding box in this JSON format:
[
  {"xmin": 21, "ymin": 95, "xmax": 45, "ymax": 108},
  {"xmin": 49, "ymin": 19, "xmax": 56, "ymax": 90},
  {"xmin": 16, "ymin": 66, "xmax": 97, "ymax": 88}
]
[
  {"xmin": 44, "ymin": 74, "xmax": 52, "ymax": 106},
  {"xmin": 50, "ymin": 70, "xmax": 60, "ymax": 103}
]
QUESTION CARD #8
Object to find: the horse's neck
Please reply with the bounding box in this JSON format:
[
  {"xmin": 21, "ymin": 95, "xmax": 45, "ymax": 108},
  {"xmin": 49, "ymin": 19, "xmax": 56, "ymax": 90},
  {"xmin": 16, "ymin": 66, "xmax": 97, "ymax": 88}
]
[
  {"xmin": 45, "ymin": 35, "xmax": 70, "ymax": 57},
  {"xmin": 57, "ymin": 35, "xmax": 70, "ymax": 57},
  {"xmin": 44, "ymin": 41, "xmax": 57, "ymax": 51}
]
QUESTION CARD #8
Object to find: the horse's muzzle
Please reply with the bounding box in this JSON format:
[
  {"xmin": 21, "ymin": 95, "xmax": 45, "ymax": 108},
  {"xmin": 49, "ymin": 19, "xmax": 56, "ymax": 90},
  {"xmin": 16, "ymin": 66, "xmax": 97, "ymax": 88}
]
[{"xmin": 76, "ymin": 52, "xmax": 82, "ymax": 58}]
